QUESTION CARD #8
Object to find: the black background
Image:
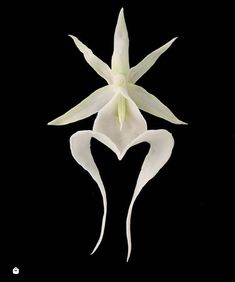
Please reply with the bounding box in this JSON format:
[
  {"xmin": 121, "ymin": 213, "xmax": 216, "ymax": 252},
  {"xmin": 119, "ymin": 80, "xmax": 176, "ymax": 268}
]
[{"xmin": 2, "ymin": 0, "xmax": 221, "ymax": 280}]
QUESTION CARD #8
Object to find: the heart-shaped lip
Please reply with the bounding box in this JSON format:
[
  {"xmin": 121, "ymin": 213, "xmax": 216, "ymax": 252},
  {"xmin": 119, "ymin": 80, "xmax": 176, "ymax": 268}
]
[{"xmin": 70, "ymin": 129, "xmax": 174, "ymax": 261}]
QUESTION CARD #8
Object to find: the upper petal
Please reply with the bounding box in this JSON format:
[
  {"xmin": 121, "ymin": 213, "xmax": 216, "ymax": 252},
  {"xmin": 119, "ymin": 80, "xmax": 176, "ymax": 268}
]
[
  {"xmin": 48, "ymin": 85, "xmax": 114, "ymax": 125},
  {"xmin": 69, "ymin": 35, "xmax": 113, "ymax": 84},
  {"xmin": 128, "ymin": 84, "xmax": 187, "ymax": 125},
  {"xmin": 93, "ymin": 89, "xmax": 147, "ymax": 155},
  {"xmin": 111, "ymin": 8, "xmax": 129, "ymax": 75},
  {"xmin": 128, "ymin": 37, "xmax": 177, "ymax": 83}
]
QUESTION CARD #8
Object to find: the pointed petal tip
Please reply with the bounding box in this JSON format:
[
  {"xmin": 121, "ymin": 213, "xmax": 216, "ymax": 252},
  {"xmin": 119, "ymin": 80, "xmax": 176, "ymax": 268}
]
[
  {"xmin": 118, "ymin": 7, "xmax": 125, "ymax": 21},
  {"xmin": 169, "ymin": 37, "xmax": 178, "ymax": 45},
  {"xmin": 47, "ymin": 119, "xmax": 64, "ymax": 126},
  {"xmin": 90, "ymin": 250, "xmax": 95, "ymax": 256},
  {"xmin": 47, "ymin": 120, "xmax": 56, "ymax": 126},
  {"xmin": 68, "ymin": 34, "xmax": 79, "ymax": 44},
  {"xmin": 90, "ymin": 242, "xmax": 100, "ymax": 255},
  {"xmin": 171, "ymin": 119, "xmax": 188, "ymax": 125},
  {"xmin": 126, "ymin": 248, "xmax": 131, "ymax": 262},
  {"xmin": 178, "ymin": 120, "xmax": 188, "ymax": 125}
]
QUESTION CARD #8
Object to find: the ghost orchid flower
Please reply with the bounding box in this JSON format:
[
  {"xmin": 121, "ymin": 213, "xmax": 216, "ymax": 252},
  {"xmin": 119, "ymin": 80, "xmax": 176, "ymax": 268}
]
[{"xmin": 48, "ymin": 8, "xmax": 186, "ymax": 261}]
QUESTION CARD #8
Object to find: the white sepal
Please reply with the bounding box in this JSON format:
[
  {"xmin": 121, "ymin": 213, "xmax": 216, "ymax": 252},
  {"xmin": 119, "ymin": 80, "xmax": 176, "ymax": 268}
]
[
  {"xmin": 129, "ymin": 37, "xmax": 177, "ymax": 83},
  {"xmin": 128, "ymin": 84, "xmax": 187, "ymax": 125},
  {"xmin": 69, "ymin": 35, "xmax": 113, "ymax": 84},
  {"xmin": 48, "ymin": 86, "xmax": 114, "ymax": 125}
]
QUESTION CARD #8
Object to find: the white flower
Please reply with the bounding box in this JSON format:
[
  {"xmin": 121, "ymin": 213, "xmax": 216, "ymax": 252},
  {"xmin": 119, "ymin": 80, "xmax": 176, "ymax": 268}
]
[{"xmin": 48, "ymin": 8, "xmax": 186, "ymax": 261}]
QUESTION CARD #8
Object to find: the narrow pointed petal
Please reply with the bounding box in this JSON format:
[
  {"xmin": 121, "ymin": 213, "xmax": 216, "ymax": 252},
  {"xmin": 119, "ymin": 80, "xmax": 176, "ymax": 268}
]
[
  {"xmin": 128, "ymin": 84, "xmax": 187, "ymax": 125},
  {"xmin": 93, "ymin": 90, "xmax": 147, "ymax": 155},
  {"xmin": 69, "ymin": 35, "xmax": 113, "ymax": 84},
  {"xmin": 111, "ymin": 8, "xmax": 129, "ymax": 74},
  {"xmin": 70, "ymin": 130, "xmax": 120, "ymax": 254},
  {"xmin": 124, "ymin": 130, "xmax": 174, "ymax": 261},
  {"xmin": 129, "ymin": 37, "xmax": 177, "ymax": 83},
  {"xmin": 48, "ymin": 85, "xmax": 114, "ymax": 125}
]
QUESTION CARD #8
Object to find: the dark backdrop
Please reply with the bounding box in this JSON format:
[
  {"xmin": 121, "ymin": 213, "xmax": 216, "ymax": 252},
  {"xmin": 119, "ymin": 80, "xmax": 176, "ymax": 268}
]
[{"xmin": 2, "ymin": 0, "xmax": 221, "ymax": 280}]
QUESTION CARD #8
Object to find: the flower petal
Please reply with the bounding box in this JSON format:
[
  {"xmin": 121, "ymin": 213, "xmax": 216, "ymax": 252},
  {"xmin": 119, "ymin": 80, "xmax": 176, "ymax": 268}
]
[
  {"xmin": 70, "ymin": 130, "xmax": 120, "ymax": 254},
  {"xmin": 69, "ymin": 35, "xmax": 113, "ymax": 84},
  {"xmin": 124, "ymin": 129, "xmax": 174, "ymax": 261},
  {"xmin": 128, "ymin": 37, "xmax": 177, "ymax": 83},
  {"xmin": 70, "ymin": 129, "xmax": 174, "ymax": 261},
  {"xmin": 111, "ymin": 8, "xmax": 129, "ymax": 75},
  {"xmin": 48, "ymin": 85, "xmax": 114, "ymax": 125},
  {"xmin": 93, "ymin": 89, "xmax": 147, "ymax": 155},
  {"xmin": 128, "ymin": 84, "xmax": 187, "ymax": 125}
]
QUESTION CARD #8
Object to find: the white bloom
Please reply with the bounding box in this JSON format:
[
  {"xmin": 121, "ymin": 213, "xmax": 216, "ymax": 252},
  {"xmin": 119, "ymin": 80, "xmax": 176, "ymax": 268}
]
[{"xmin": 48, "ymin": 8, "xmax": 186, "ymax": 261}]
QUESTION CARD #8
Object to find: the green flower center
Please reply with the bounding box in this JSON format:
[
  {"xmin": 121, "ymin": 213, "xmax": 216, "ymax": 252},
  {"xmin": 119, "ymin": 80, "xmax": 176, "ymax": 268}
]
[
  {"xmin": 113, "ymin": 74, "xmax": 127, "ymax": 87},
  {"xmin": 117, "ymin": 95, "xmax": 126, "ymax": 130}
]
